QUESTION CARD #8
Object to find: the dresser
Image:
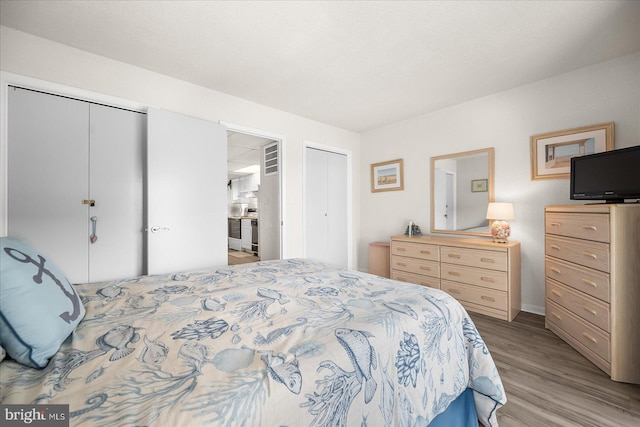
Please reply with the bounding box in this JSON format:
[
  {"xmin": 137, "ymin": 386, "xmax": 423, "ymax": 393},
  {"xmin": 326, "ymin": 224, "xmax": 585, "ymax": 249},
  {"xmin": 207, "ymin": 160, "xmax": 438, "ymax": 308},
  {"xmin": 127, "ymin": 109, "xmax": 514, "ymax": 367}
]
[
  {"xmin": 390, "ymin": 235, "xmax": 521, "ymax": 321},
  {"xmin": 545, "ymin": 204, "xmax": 640, "ymax": 384}
]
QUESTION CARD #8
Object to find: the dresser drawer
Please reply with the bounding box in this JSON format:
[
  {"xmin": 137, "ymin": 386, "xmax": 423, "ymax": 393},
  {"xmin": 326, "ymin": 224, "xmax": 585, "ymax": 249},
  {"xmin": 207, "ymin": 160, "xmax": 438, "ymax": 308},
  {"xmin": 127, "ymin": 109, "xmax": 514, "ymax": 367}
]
[
  {"xmin": 391, "ymin": 270, "xmax": 440, "ymax": 289},
  {"xmin": 440, "ymin": 263, "xmax": 508, "ymax": 291},
  {"xmin": 441, "ymin": 280, "xmax": 507, "ymax": 311},
  {"xmin": 546, "ymin": 235, "xmax": 609, "ymax": 272},
  {"xmin": 546, "ymin": 299, "xmax": 610, "ymax": 363},
  {"xmin": 391, "ymin": 241, "xmax": 439, "ymax": 261},
  {"xmin": 545, "ymin": 257, "xmax": 610, "ymax": 302},
  {"xmin": 440, "ymin": 246, "xmax": 507, "ymax": 271},
  {"xmin": 546, "ymin": 278, "xmax": 610, "ymax": 332},
  {"xmin": 546, "ymin": 213, "xmax": 610, "ymax": 243},
  {"xmin": 391, "ymin": 255, "xmax": 439, "ymax": 278}
]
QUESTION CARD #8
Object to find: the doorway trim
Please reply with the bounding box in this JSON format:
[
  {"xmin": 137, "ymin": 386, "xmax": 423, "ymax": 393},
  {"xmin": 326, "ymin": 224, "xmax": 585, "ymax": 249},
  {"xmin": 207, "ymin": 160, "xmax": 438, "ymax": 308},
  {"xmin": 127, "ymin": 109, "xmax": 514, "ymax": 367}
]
[
  {"xmin": 302, "ymin": 141, "xmax": 353, "ymax": 269},
  {"xmin": 220, "ymin": 121, "xmax": 286, "ymax": 260}
]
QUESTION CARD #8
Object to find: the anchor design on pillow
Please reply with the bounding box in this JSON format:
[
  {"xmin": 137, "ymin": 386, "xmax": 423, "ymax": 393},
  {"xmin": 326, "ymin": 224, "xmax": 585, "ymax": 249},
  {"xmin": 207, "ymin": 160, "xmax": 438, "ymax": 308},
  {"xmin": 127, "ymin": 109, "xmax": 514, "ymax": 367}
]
[{"xmin": 4, "ymin": 247, "xmax": 83, "ymax": 323}]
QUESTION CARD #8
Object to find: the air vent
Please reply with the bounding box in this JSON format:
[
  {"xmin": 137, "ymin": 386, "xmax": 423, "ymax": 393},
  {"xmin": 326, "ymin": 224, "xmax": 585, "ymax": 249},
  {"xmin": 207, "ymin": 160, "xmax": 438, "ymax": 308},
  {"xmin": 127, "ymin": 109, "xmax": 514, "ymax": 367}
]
[{"xmin": 264, "ymin": 142, "xmax": 279, "ymax": 176}]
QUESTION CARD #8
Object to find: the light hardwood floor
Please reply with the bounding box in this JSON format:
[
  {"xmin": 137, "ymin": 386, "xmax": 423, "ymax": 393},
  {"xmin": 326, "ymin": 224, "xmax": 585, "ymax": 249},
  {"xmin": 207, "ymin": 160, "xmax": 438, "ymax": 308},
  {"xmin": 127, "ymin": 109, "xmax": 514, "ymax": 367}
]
[
  {"xmin": 471, "ymin": 311, "xmax": 640, "ymax": 427},
  {"xmin": 227, "ymin": 250, "xmax": 259, "ymax": 265}
]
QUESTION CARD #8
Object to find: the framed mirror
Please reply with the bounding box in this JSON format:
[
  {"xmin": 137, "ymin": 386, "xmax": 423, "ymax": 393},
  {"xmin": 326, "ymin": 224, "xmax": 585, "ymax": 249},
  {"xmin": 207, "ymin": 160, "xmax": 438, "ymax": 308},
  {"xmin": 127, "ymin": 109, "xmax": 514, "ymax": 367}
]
[{"xmin": 430, "ymin": 147, "xmax": 494, "ymax": 236}]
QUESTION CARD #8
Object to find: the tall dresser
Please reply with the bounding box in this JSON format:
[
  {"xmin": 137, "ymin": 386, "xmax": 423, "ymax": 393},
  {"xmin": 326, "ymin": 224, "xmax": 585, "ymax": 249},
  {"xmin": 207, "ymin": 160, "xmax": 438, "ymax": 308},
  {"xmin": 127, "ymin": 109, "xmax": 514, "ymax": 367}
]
[
  {"xmin": 390, "ymin": 235, "xmax": 521, "ymax": 321},
  {"xmin": 545, "ymin": 204, "xmax": 640, "ymax": 384}
]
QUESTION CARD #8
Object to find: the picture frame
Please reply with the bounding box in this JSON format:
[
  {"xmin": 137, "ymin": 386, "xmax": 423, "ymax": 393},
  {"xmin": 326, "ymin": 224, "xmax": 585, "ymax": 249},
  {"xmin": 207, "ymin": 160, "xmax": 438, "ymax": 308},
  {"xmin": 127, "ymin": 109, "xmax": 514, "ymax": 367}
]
[
  {"xmin": 371, "ymin": 159, "xmax": 404, "ymax": 192},
  {"xmin": 530, "ymin": 122, "xmax": 614, "ymax": 180},
  {"xmin": 471, "ymin": 179, "xmax": 488, "ymax": 193}
]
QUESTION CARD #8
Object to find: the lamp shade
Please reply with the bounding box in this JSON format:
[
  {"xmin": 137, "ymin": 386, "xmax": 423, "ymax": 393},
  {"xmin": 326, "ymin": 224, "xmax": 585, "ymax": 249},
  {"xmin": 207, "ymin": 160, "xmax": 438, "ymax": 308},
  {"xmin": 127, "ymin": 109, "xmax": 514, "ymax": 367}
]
[{"xmin": 486, "ymin": 202, "xmax": 514, "ymax": 220}]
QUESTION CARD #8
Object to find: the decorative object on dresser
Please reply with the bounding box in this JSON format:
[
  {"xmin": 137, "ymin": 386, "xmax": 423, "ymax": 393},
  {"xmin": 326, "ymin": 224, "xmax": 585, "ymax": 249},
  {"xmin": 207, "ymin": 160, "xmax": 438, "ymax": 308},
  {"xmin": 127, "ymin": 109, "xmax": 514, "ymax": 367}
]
[
  {"xmin": 390, "ymin": 235, "xmax": 521, "ymax": 321},
  {"xmin": 545, "ymin": 204, "xmax": 640, "ymax": 384},
  {"xmin": 486, "ymin": 202, "xmax": 515, "ymax": 243}
]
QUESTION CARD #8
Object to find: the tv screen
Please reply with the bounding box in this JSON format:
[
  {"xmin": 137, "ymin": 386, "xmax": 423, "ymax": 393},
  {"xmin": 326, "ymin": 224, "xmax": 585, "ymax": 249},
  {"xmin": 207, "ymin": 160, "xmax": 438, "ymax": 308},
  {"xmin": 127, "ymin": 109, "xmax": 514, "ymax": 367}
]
[{"xmin": 570, "ymin": 145, "xmax": 640, "ymax": 203}]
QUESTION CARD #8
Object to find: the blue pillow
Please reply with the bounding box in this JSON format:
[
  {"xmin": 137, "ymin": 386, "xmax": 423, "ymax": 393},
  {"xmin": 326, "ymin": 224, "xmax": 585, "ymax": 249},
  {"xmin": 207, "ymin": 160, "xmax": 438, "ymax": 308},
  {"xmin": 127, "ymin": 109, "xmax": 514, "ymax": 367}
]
[{"xmin": 0, "ymin": 236, "xmax": 86, "ymax": 368}]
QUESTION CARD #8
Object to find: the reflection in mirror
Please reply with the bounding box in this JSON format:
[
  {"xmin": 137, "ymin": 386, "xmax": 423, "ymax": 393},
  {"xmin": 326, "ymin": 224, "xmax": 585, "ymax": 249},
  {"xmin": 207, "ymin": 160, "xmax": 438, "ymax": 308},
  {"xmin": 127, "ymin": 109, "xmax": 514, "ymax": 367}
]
[{"xmin": 430, "ymin": 147, "xmax": 494, "ymax": 236}]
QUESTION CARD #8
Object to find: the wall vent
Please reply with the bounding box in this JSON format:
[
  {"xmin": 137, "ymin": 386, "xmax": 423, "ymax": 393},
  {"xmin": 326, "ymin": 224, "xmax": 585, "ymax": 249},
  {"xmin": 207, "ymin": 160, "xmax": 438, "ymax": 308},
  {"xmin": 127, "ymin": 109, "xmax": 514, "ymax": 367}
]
[{"xmin": 264, "ymin": 142, "xmax": 279, "ymax": 176}]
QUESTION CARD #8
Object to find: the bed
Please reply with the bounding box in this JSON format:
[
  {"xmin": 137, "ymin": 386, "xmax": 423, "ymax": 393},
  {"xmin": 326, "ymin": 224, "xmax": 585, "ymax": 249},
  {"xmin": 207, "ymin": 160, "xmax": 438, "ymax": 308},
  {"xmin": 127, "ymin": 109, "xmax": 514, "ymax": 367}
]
[{"xmin": 0, "ymin": 237, "xmax": 505, "ymax": 426}]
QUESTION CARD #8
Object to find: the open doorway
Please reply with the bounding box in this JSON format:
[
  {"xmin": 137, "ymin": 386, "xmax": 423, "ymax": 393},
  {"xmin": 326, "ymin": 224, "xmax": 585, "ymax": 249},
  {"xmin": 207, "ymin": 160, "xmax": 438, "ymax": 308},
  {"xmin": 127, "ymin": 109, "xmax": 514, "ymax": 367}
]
[{"xmin": 225, "ymin": 123, "xmax": 284, "ymax": 265}]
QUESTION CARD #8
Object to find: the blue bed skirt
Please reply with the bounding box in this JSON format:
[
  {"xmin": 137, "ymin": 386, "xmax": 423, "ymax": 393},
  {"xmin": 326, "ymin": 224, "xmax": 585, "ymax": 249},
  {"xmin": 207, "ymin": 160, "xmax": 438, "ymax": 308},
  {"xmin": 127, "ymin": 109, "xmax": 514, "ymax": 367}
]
[{"xmin": 429, "ymin": 388, "xmax": 479, "ymax": 427}]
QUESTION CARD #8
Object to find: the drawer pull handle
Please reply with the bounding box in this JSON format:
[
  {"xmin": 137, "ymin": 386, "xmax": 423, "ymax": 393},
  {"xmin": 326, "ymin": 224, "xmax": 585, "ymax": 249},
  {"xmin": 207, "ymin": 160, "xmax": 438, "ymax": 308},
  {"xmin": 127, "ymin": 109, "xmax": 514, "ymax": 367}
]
[
  {"xmin": 447, "ymin": 254, "xmax": 461, "ymax": 259},
  {"xmin": 481, "ymin": 296, "xmax": 495, "ymax": 302},
  {"xmin": 550, "ymin": 267, "xmax": 561, "ymax": 275},
  {"xmin": 448, "ymin": 271, "xmax": 461, "ymax": 277},
  {"xmin": 582, "ymin": 332, "xmax": 598, "ymax": 344},
  {"xmin": 420, "ymin": 266, "xmax": 431, "ymax": 271},
  {"xmin": 583, "ymin": 307, "xmax": 598, "ymax": 317},
  {"xmin": 583, "ymin": 225, "xmax": 598, "ymax": 231},
  {"xmin": 581, "ymin": 279, "xmax": 597, "ymax": 288},
  {"xmin": 397, "ymin": 262, "xmax": 407, "ymax": 267},
  {"xmin": 582, "ymin": 252, "xmax": 598, "ymax": 260},
  {"xmin": 419, "ymin": 250, "xmax": 431, "ymax": 255},
  {"xmin": 480, "ymin": 277, "xmax": 495, "ymax": 283},
  {"xmin": 551, "ymin": 289, "xmax": 562, "ymax": 297},
  {"xmin": 549, "ymin": 222, "xmax": 562, "ymax": 227},
  {"xmin": 551, "ymin": 312, "xmax": 562, "ymax": 320},
  {"xmin": 397, "ymin": 247, "xmax": 406, "ymax": 252},
  {"xmin": 448, "ymin": 289, "xmax": 461, "ymax": 294},
  {"xmin": 480, "ymin": 258, "xmax": 495, "ymax": 263},
  {"xmin": 550, "ymin": 244, "xmax": 561, "ymax": 251}
]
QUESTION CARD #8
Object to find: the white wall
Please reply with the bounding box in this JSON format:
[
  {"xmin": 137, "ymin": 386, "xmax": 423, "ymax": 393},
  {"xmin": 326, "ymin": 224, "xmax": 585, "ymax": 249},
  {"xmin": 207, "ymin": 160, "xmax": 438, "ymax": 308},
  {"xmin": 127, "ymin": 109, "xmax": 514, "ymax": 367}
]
[
  {"xmin": 0, "ymin": 26, "xmax": 361, "ymax": 266},
  {"xmin": 360, "ymin": 53, "xmax": 640, "ymax": 314}
]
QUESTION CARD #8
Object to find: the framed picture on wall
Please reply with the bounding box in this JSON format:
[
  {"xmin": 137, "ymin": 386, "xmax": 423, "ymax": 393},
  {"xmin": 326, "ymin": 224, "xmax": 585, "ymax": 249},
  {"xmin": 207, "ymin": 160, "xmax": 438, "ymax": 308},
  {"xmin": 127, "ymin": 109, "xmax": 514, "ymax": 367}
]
[
  {"xmin": 471, "ymin": 179, "xmax": 488, "ymax": 192},
  {"xmin": 371, "ymin": 159, "xmax": 404, "ymax": 192},
  {"xmin": 530, "ymin": 122, "xmax": 614, "ymax": 180}
]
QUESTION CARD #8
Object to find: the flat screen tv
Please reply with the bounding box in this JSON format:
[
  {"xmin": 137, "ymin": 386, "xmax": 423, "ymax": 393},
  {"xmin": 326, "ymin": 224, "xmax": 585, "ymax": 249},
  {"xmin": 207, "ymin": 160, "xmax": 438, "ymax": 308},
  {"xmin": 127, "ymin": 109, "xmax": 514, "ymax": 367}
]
[{"xmin": 570, "ymin": 145, "xmax": 640, "ymax": 203}]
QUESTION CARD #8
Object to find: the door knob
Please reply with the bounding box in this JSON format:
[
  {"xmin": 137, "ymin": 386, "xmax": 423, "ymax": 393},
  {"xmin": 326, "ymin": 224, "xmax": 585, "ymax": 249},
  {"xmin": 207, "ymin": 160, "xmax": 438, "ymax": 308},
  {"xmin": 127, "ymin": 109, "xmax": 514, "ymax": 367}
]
[{"xmin": 147, "ymin": 226, "xmax": 170, "ymax": 233}]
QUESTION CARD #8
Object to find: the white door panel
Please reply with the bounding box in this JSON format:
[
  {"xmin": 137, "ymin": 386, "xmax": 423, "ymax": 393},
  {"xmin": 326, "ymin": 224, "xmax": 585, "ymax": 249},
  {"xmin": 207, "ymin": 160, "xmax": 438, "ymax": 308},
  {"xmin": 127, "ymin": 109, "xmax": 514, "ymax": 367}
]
[
  {"xmin": 147, "ymin": 108, "xmax": 227, "ymax": 274},
  {"xmin": 304, "ymin": 147, "xmax": 348, "ymax": 268},
  {"xmin": 304, "ymin": 148, "xmax": 328, "ymax": 262},
  {"xmin": 89, "ymin": 104, "xmax": 145, "ymax": 281},
  {"xmin": 326, "ymin": 151, "xmax": 347, "ymax": 267},
  {"xmin": 8, "ymin": 87, "xmax": 90, "ymax": 283}
]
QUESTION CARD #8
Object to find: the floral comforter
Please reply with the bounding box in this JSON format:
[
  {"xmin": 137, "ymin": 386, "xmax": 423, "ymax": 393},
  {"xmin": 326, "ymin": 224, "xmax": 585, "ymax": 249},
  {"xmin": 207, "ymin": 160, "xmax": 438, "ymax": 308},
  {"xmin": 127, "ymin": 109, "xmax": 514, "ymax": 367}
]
[{"xmin": 0, "ymin": 259, "xmax": 505, "ymax": 426}]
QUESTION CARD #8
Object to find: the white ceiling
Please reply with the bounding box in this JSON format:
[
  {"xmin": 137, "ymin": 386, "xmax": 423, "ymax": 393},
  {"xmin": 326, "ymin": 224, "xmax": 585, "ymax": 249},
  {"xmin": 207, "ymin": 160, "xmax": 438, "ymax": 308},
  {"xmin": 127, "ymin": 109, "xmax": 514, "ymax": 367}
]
[{"xmin": 1, "ymin": 1, "xmax": 639, "ymax": 133}]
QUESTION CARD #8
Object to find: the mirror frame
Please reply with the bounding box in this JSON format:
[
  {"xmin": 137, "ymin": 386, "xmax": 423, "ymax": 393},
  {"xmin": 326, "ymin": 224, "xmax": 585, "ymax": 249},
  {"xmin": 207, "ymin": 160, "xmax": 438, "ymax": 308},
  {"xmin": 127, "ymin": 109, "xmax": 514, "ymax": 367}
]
[{"xmin": 430, "ymin": 147, "xmax": 495, "ymax": 237}]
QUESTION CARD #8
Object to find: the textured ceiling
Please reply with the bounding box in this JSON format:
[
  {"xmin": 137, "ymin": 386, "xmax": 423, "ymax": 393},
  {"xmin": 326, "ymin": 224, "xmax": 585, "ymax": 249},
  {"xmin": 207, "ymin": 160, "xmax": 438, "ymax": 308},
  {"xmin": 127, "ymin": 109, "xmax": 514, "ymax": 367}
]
[{"xmin": 1, "ymin": 1, "xmax": 639, "ymax": 133}]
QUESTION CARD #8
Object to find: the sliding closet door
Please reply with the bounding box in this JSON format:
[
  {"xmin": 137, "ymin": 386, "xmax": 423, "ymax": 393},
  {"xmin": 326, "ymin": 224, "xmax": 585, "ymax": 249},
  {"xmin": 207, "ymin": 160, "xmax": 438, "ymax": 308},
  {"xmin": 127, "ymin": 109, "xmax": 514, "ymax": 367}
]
[
  {"xmin": 147, "ymin": 108, "xmax": 228, "ymax": 274},
  {"xmin": 8, "ymin": 87, "xmax": 90, "ymax": 283},
  {"xmin": 88, "ymin": 104, "xmax": 145, "ymax": 282}
]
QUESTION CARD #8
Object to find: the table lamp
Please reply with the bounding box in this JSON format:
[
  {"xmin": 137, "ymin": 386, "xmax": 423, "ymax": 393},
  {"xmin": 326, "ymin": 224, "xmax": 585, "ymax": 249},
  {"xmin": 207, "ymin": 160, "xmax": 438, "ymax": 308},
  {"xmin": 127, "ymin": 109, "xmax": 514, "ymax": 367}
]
[{"xmin": 486, "ymin": 202, "xmax": 514, "ymax": 243}]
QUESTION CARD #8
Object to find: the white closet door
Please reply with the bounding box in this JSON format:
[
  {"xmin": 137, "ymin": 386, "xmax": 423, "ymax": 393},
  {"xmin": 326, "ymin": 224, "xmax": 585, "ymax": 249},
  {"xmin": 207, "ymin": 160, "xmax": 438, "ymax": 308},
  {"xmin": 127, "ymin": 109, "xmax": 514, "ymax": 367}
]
[
  {"xmin": 325, "ymin": 150, "xmax": 348, "ymax": 267},
  {"xmin": 88, "ymin": 104, "xmax": 145, "ymax": 281},
  {"xmin": 147, "ymin": 108, "xmax": 227, "ymax": 274},
  {"xmin": 304, "ymin": 148, "xmax": 329, "ymax": 262},
  {"xmin": 8, "ymin": 87, "xmax": 90, "ymax": 283},
  {"xmin": 304, "ymin": 147, "xmax": 348, "ymax": 268}
]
